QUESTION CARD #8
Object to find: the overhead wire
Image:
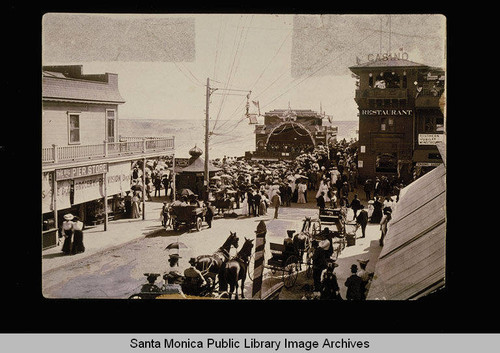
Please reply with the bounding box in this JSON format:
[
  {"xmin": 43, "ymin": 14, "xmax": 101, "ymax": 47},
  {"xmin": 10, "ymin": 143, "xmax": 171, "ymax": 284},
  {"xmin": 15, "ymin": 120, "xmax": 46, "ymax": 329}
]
[
  {"xmin": 213, "ymin": 27, "xmax": 293, "ymax": 135},
  {"xmin": 210, "ymin": 15, "xmax": 253, "ymax": 135},
  {"xmin": 260, "ymin": 30, "xmax": 379, "ymax": 110}
]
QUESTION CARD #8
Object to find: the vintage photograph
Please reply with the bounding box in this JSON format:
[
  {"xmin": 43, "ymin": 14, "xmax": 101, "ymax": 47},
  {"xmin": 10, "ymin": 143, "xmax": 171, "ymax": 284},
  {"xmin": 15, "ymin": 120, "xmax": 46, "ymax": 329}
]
[{"xmin": 41, "ymin": 13, "xmax": 446, "ymax": 301}]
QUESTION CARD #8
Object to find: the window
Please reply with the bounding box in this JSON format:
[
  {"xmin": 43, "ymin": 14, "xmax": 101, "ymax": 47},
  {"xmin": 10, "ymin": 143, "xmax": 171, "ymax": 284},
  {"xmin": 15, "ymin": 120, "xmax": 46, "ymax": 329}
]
[
  {"xmin": 106, "ymin": 109, "xmax": 116, "ymax": 142},
  {"xmin": 423, "ymin": 116, "xmax": 444, "ymax": 133},
  {"xmin": 381, "ymin": 117, "xmax": 394, "ymax": 132},
  {"xmin": 68, "ymin": 113, "xmax": 80, "ymax": 144}
]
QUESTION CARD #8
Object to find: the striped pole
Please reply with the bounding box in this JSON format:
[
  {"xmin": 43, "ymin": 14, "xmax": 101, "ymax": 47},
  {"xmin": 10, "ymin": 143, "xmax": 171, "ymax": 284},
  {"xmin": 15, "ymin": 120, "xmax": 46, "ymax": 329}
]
[{"xmin": 252, "ymin": 220, "xmax": 267, "ymax": 299}]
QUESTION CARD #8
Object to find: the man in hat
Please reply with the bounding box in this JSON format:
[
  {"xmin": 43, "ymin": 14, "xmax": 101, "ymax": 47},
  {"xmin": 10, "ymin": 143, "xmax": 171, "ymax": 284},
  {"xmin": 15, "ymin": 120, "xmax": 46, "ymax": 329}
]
[
  {"xmin": 312, "ymin": 240, "xmax": 328, "ymax": 292},
  {"xmin": 350, "ymin": 194, "xmax": 362, "ymax": 220},
  {"xmin": 271, "ymin": 190, "xmax": 281, "ymax": 219},
  {"xmin": 316, "ymin": 191, "xmax": 326, "ymax": 211},
  {"xmin": 161, "ymin": 201, "xmax": 170, "ymax": 228},
  {"xmin": 182, "ymin": 257, "xmax": 207, "ymax": 295},
  {"xmin": 320, "ymin": 261, "xmax": 340, "ymax": 300},
  {"xmin": 124, "ymin": 191, "xmax": 132, "ymax": 218},
  {"xmin": 355, "ymin": 205, "xmax": 369, "ymax": 238},
  {"xmin": 205, "ymin": 201, "xmax": 215, "ymax": 228},
  {"xmin": 379, "ymin": 209, "xmax": 392, "ymax": 246},
  {"xmin": 345, "ymin": 264, "xmax": 364, "ymax": 300},
  {"xmin": 357, "ymin": 259, "xmax": 371, "ymax": 300}
]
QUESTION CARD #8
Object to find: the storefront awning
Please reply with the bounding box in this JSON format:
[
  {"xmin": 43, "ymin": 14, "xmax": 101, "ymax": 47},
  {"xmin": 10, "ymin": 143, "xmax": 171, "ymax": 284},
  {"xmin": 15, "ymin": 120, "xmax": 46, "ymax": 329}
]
[{"xmin": 367, "ymin": 164, "xmax": 446, "ymax": 300}]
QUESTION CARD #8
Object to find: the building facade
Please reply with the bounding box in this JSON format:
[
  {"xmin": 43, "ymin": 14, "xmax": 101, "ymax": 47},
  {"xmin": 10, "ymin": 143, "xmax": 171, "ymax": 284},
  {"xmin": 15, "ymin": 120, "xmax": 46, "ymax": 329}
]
[
  {"xmin": 349, "ymin": 58, "xmax": 445, "ymax": 183},
  {"xmin": 42, "ymin": 65, "xmax": 175, "ymax": 249}
]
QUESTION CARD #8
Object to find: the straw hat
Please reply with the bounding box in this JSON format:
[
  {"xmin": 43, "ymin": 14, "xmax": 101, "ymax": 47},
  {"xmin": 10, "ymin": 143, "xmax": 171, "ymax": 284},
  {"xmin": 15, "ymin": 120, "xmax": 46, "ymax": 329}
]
[{"xmin": 63, "ymin": 213, "xmax": 74, "ymax": 221}]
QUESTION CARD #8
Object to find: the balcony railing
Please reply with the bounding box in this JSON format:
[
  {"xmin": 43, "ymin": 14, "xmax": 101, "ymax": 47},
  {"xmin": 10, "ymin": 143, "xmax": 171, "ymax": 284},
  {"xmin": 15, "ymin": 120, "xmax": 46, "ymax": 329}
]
[
  {"xmin": 355, "ymin": 88, "xmax": 408, "ymax": 100},
  {"xmin": 42, "ymin": 136, "xmax": 175, "ymax": 164}
]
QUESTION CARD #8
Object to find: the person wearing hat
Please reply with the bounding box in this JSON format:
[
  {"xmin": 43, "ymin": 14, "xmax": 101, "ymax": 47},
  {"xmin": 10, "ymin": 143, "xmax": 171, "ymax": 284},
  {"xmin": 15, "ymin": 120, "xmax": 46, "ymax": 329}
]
[
  {"xmin": 379, "ymin": 209, "xmax": 392, "ymax": 246},
  {"xmin": 205, "ymin": 201, "xmax": 215, "ymax": 228},
  {"xmin": 71, "ymin": 216, "xmax": 85, "ymax": 254},
  {"xmin": 161, "ymin": 201, "xmax": 170, "ymax": 228},
  {"xmin": 182, "ymin": 257, "xmax": 207, "ymax": 296},
  {"xmin": 311, "ymin": 240, "xmax": 328, "ymax": 292},
  {"xmin": 355, "ymin": 205, "xmax": 369, "ymax": 238},
  {"xmin": 344, "ymin": 264, "xmax": 364, "ymax": 300},
  {"xmin": 60, "ymin": 213, "xmax": 74, "ymax": 255},
  {"xmin": 320, "ymin": 261, "xmax": 341, "ymax": 300},
  {"xmin": 271, "ymin": 189, "xmax": 281, "ymax": 219},
  {"xmin": 357, "ymin": 259, "xmax": 371, "ymax": 299}
]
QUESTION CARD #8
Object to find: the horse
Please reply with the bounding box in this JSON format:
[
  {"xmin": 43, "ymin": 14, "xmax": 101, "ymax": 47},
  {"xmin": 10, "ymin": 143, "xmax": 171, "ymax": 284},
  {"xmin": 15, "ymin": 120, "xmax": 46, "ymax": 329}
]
[
  {"xmin": 222, "ymin": 237, "xmax": 254, "ymax": 300},
  {"xmin": 194, "ymin": 231, "xmax": 240, "ymax": 289},
  {"xmin": 293, "ymin": 217, "xmax": 312, "ymax": 268}
]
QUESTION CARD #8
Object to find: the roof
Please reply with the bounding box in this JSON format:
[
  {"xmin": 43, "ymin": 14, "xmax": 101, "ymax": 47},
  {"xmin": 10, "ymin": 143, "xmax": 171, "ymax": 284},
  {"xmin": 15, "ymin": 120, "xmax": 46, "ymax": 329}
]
[
  {"xmin": 179, "ymin": 156, "xmax": 221, "ymax": 173},
  {"xmin": 349, "ymin": 59, "xmax": 429, "ymax": 71},
  {"xmin": 367, "ymin": 163, "xmax": 446, "ymax": 300},
  {"xmin": 42, "ymin": 72, "xmax": 125, "ymax": 104}
]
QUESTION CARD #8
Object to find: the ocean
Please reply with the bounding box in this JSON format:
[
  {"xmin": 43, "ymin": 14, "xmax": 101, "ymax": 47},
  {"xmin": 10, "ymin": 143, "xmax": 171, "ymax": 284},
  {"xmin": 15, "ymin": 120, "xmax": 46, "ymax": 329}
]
[{"xmin": 119, "ymin": 118, "xmax": 358, "ymax": 159}]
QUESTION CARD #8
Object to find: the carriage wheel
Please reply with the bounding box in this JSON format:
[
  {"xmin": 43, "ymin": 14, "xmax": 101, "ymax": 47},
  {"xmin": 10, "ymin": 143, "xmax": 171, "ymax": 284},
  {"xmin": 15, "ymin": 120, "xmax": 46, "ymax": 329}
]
[
  {"xmin": 195, "ymin": 217, "xmax": 202, "ymax": 232},
  {"xmin": 283, "ymin": 255, "xmax": 299, "ymax": 288}
]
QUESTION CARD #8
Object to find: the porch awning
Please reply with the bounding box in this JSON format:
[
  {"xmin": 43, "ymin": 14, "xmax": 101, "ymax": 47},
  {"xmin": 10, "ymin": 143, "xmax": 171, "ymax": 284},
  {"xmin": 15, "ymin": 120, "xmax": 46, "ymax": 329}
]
[{"xmin": 367, "ymin": 164, "xmax": 446, "ymax": 300}]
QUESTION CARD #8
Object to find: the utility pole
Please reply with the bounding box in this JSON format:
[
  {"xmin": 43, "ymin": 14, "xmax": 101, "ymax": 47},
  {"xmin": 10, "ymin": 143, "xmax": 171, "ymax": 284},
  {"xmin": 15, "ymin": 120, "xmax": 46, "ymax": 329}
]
[{"xmin": 204, "ymin": 77, "xmax": 210, "ymax": 202}]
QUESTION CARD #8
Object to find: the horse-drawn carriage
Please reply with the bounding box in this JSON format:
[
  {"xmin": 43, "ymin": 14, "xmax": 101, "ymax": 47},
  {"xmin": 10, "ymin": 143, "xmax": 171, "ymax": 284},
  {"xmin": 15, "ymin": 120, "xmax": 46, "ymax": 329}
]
[{"xmin": 170, "ymin": 204, "xmax": 206, "ymax": 232}]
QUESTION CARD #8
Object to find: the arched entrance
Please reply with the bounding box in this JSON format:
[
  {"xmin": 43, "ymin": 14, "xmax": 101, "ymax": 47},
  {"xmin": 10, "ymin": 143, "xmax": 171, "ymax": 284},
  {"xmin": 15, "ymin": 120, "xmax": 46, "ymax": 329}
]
[{"xmin": 265, "ymin": 122, "xmax": 315, "ymax": 153}]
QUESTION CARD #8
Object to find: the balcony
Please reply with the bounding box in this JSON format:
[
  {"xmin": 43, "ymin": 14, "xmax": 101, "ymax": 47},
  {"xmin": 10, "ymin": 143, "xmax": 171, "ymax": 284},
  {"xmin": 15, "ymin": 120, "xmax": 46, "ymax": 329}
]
[
  {"xmin": 42, "ymin": 136, "xmax": 175, "ymax": 167},
  {"xmin": 355, "ymin": 88, "xmax": 408, "ymax": 101}
]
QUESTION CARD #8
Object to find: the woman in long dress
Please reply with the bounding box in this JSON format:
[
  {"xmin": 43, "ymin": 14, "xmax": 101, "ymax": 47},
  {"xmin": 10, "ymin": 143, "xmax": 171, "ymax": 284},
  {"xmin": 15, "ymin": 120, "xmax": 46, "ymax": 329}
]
[
  {"xmin": 297, "ymin": 182, "xmax": 307, "ymax": 204},
  {"xmin": 370, "ymin": 197, "xmax": 383, "ymax": 223},
  {"xmin": 132, "ymin": 191, "xmax": 141, "ymax": 218},
  {"xmin": 259, "ymin": 191, "xmax": 268, "ymax": 215},
  {"xmin": 71, "ymin": 216, "xmax": 85, "ymax": 254},
  {"xmin": 61, "ymin": 213, "xmax": 74, "ymax": 255}
]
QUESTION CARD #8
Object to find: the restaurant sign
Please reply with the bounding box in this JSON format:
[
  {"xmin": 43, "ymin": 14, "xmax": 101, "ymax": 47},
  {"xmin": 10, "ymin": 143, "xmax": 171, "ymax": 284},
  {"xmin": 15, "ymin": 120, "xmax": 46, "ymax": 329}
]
[
  {"xmin": 360, "ymin": 109, "xmax": 413, "ymax": 116},
  {"xmin": 56, "ymin": 163, "xmax": 109, "ymax": 181}
]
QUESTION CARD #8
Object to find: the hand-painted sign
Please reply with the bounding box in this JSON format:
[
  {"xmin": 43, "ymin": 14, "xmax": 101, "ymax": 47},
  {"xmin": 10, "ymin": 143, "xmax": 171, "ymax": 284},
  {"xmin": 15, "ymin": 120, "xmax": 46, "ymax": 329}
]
[{"xmin": 56, "ymin": 163, "xmax": 108, "ymax": 181}]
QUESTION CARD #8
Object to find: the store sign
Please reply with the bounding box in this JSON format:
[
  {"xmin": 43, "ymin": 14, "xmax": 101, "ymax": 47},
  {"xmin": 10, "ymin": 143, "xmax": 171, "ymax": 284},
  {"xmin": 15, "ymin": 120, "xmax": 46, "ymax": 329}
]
[
  {"xmin": 56, "ymin": 163, "xmax": 108, "ymax": 181},
  {"xmin": 360, "ymin": 109, "xmax": 413, "ymax": 116},
  {"xmin": 73, "ymin": 175, "xmax": 104, "ymax": 205},
  {"xmin": 416, "ymin": 162, "xmax": 441, "ymax": 167},
  {"xmin": 107, "ymin": 162, "xmax": 132, "ymax": 196},
  {"xmin": 56, "ymin": 179, "xmax": 72, "ymax": 210},
  {"xmin": 418, "ymin": 134, "xmax": 444, "ymax": 145}
]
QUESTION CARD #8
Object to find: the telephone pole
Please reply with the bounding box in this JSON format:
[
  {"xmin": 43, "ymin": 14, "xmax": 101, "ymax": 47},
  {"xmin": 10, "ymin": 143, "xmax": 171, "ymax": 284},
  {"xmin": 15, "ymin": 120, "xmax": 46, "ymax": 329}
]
[
  {"xmin": 203, "ymin": 77, "xmax": 251, "ymax": 201},
  {"xmin": 204, "ymin": 77, "xmax": 210, "ymax": 201}
]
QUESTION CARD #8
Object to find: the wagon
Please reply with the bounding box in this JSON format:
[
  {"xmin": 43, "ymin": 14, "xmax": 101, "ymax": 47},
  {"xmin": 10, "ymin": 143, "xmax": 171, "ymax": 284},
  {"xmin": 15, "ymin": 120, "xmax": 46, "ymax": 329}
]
[
  {"xmin": 264, "ymin": 242, "xmax": 301, "ymax": 288},
  {"xmin": 170, "ymin": 205, "xmax": 206, "ymax": 232}
]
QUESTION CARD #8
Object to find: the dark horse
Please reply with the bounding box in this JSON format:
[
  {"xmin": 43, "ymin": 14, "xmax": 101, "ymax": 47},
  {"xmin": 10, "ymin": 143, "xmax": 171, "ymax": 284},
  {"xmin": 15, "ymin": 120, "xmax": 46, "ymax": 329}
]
[
  {"xmin": 222, "ymin": 237, "xmax": 254, "ymax": 300},
  {"xmin": 293, "ymin": 217, "xmax": 312, "ymax": 268},
  {"xmin": 195, "ymin": 231, "xmax": 239, "ymax": 290}
]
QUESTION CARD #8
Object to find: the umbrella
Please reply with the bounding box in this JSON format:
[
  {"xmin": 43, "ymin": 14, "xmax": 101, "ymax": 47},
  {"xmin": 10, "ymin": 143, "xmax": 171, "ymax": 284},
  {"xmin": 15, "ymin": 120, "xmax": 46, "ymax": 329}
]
[
  {"xmin": 294, "ymin": 174, "xmax": 308, "ymax": 179},
  {"xmin": 165, "ymin": 241, "xmax": 189, "ymax": 250},
  {"xmin": 179, "ymin": 188, "xmax": 194, "ymax": 196},
  {"xmin": 220, "ymin": 174, "xmax": 233, "ymax": 179},
  {"xmin": 131, "ymin": 183, "xmax": 143, "ymax": 191},
  {"xmin": 211, "ymin": 176, "xmax": 221, "ymax": 180}
]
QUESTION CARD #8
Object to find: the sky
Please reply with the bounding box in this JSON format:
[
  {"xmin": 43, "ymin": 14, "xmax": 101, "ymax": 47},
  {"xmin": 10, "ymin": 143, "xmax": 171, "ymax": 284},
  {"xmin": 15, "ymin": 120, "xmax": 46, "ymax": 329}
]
[{"xmin": 42, "ymin": 13, "xmax": 446, "ymax": 136}]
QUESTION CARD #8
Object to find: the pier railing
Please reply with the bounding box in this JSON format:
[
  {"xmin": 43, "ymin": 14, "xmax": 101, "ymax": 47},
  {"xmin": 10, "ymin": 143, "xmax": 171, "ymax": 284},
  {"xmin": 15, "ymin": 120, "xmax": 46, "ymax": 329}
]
[{"xmin": 42, "ymin": 136, "xmax": 174, "ymax": 164}]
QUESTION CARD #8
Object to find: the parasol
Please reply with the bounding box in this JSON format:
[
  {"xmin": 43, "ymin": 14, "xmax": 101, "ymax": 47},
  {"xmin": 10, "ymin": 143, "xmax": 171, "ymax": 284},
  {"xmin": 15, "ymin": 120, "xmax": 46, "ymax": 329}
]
[
  {"xmin": 220, "ymin": 174, "xmax": 233, "ymax": 179},
  {"xmin": 294, "ymin": 174, "xmax": 308, "ymax": 179},
  {"xmin": 211, "ymin": 175, "xmax": 221, "ymax": 180},
  {"xmin": 131, "ymin": 183, "xmax": 143, "ymax": 191},
  {"xmin": 165, "ymin": 241, "xmax": 188, "ymax": 250}
]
